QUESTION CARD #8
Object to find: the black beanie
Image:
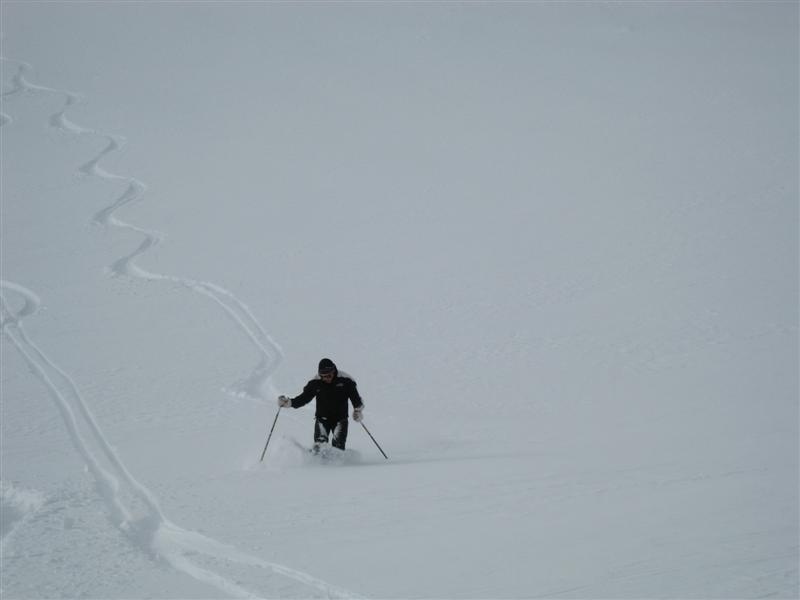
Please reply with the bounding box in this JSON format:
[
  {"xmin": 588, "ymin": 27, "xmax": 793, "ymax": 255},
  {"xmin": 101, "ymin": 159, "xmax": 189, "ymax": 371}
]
[{"xmin": 318, "ymin": 358, "xmax": 337, "ymax": 374}]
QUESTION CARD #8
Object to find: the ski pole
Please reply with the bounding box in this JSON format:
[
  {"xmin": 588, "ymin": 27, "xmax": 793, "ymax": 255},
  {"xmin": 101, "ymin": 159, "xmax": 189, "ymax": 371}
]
[
  {"xmin": 259, "ymin": 407, "xmax": 282, "ymax": 462},
  {"xmin": 360, "ymin": 421, "xmax": 388, "ymax": 460}
]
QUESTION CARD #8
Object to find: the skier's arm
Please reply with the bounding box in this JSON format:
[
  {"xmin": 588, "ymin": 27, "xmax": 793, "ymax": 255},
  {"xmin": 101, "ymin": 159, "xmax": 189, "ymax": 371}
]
[
  {"xmin": 348, "ymin": 380, "xmax": 365, "ymax": 422},
  {"xmin": 290, "ymin": 381, "xmax": 317, "ymax": 408},
  {"xmin": 348, "ymin": 379, "xmax": 364, "ymax": 409}
]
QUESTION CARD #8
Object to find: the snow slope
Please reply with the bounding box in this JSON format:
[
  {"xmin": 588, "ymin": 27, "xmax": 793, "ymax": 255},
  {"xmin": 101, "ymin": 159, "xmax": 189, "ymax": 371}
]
[{"xmin": 1, "ymin": 2, "xmax": 798, "ymax": 598}]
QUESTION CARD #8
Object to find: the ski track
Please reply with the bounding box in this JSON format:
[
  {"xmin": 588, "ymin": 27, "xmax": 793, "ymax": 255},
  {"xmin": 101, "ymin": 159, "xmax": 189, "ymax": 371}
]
[
  {"xmin": 0, "ymin": 480, "xmax": 46, "ymax": 556},
  {"xmin": 1, "ymin": 58, "xmax": 359, "ymax": 599}
]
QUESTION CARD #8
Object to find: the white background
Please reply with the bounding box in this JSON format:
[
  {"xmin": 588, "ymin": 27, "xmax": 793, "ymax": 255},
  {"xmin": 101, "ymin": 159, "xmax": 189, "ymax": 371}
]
[{"xmin": 2, "ymin": 2, "xmax": 797, "ymax": 598}]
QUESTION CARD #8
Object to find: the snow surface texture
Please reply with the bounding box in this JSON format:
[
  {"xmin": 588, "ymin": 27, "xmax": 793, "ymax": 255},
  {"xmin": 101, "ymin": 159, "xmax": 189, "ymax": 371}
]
[{"xmin": 1, "ymin": 3, "xmax": 798, "ymax": 599}]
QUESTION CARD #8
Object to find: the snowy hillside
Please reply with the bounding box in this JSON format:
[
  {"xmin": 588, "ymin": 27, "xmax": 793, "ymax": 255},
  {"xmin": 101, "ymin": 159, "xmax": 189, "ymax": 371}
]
[{"xmin": 1, "ymin": 2, "xmax": 798, "ymax": 599}]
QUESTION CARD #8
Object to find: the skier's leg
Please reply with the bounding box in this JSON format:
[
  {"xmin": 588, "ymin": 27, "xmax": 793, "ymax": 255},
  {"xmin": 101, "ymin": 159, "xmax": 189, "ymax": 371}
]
[
  {"xmin": 313, "ymin": 418, "xmax": 330, "ymax": 453},
  {"xmin": 331, "ymin": 419, "xmax": 349, "ymax": 451}
]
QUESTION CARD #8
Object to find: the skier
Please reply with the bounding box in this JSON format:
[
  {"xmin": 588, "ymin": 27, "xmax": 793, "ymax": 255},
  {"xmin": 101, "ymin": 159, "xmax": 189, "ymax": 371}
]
[{"xmin": 278, "ymin": 358, "xmax": 364, "ymax": 452}]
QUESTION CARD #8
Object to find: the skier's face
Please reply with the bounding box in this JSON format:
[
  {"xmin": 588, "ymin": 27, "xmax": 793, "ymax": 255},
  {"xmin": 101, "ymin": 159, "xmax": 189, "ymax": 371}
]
[{"xmin": 320, "ymin": 371, "xmax": 335, "ymax": 383}]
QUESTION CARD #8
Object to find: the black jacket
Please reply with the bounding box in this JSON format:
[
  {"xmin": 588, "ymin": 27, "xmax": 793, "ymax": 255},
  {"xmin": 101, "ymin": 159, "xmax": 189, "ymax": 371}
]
[{"xmin": 290, "ymin": 371, "xmax": 363, "ymax": 421}]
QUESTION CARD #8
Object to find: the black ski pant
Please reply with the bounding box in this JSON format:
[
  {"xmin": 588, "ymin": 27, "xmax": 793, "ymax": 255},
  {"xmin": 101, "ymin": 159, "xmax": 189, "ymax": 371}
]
[{"xmin": 314, "ymin": 417, "xmax": 348, "ymax": 450}]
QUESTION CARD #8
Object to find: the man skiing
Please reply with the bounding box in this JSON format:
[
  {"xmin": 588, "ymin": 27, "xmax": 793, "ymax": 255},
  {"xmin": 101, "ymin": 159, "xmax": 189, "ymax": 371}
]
[{"xmin": 278, "ymin": 358, "xmax": 364, "ymax": 452}]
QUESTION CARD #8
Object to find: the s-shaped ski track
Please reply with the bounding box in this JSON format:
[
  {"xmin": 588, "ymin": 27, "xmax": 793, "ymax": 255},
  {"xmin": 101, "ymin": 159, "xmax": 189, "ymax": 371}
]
[{"xmin": 1, "ymin": 57, "xmax": 361, "ymax": 599}]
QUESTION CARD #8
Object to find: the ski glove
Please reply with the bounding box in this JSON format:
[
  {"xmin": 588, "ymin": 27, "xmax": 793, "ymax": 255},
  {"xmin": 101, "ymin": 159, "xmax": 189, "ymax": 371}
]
[
  {"xmin": 353, "ymin": 406, "xmax": 364, "ymax": 422},
  {"xmin": 278, "ymin": 395, "xmax": 292, "ymax": 408}
]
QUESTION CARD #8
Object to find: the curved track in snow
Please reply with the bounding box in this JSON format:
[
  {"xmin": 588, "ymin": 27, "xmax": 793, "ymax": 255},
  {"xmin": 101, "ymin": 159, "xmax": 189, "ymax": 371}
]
[
  {"xmin": 1, "ymin": 58, "xmax": 358, "ymax": 599},
  {"xmin": 6, "ymin": 59, "xmax": 282, "ymax": 400}
]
